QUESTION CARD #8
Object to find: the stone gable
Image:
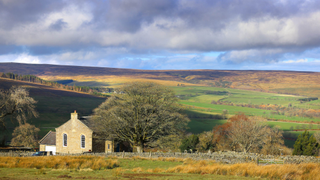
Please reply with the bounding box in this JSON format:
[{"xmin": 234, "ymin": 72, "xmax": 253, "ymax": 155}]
[{"xmin": 55, "ymin": 111, "xmax": 93, "ymax": 153}]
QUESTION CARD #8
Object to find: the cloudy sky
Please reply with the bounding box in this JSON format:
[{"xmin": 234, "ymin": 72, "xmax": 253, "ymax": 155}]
[{"xmin": 1, "ymin": 0, "xmax": 320, "ymax": 71}]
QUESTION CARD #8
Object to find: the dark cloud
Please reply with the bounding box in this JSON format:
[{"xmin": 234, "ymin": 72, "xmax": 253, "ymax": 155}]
[
  {"xmin": 0, "ymin": 0, "xmax": 320, "ymax": 71},
  {"xmin": 49, "ymin": 19, "xmax": 68, "ymax": 31},
  {"xmin": 0, "ymin": 0, "xmax": 66, "ymax": 29}
]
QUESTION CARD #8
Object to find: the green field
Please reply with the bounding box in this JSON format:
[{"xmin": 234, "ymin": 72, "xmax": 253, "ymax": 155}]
[
  {"xmin": 173, "ymin": 86, "xmax": 320, "ymax": 109},
  {"xmin": 173, "ymin": 86, "xmax": 320, "ymax": 121},
  {"xmin": 2, "ymin": 77, "xmax": 320, "ymax": 149},
  {"xmin": 181, "ymin": 101, "xmax": 319, "ymax": 122},
  {"xmin": 172, "ymin": 86, "xmax": 320, "ymax": 148},
  {"xmin": 0, "ymin": 158, "xmax": 257, "ymax": 180}
]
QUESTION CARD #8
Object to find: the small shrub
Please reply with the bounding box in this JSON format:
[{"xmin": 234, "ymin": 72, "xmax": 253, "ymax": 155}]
[
  {"xmin": 112, "ymin": 168, "xmax": 124, "ymax": 177},
  {"xmin": 132, "ymin": 167, "xmax": 143, "ymax": 173}
]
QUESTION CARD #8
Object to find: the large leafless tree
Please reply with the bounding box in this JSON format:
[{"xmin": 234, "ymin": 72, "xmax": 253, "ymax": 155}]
[
  {"xmin": 0, "ymin": 86, "xmax": 38, "ymax": 130},
  {"xmin": 91, "ymin": 82, "xmax": 189, "ymax": 152},
  {"xmin": 226, "ymin": 114, "xmax": 269, "ymax": 153}
]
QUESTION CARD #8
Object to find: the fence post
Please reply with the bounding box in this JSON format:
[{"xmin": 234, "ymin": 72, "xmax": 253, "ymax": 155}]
[{"xmin": 256, "ymin": 157, "xmax": 259, "ymax": 165}]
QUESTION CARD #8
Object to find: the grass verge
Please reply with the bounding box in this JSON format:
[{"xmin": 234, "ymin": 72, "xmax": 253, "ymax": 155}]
[{"xmin": 0, "ymin": 156, "xmax": 119, "ymax": 170}]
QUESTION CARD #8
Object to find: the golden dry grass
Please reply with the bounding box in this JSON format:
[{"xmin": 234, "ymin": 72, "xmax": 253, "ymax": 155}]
[
  {"xmin": 39, "ymin": 70, "xmax": 320, "ymax": 97},
  {"xmin": 127, "ymin": 156, "xmax": 186, "ymax": 163},
  {"xmin": 0, "ymin": 156, "xmax": 119, "ymax": 170},
  {"xmin": 40, "ymin": 75, "xmax": 201, "ymax": 88},
  {"xmin": 124, "ymin": 157, "xmax": 320, "ymax": 180},
  {"xmin": 163, "ymin": 161, "xmax": 320, "ymax": 180},
  {"xmin": 112, "ymin": 167, "xmax": 124, "ymax": 176}
]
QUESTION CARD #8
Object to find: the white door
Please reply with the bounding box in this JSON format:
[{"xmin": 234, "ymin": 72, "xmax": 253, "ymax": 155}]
[{"xmin": 45, "ymin": 146, "xmax": 56, "ymax": 155}]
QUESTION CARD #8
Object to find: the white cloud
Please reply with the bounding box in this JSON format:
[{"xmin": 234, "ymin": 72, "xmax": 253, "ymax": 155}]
[
  {"xmin": 9, "ymin": 53, "xmax": 41, "ymax": 64},
  {"xmin": 283, "ymin": 59, "xmax": 308, "ymax": 63}
]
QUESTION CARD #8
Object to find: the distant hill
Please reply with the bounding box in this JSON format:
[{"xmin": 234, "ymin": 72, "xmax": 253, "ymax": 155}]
[
  {"xmin": 0, "ymin": 77, "xmax": 106, "ymax": 141},
  {"xmin": 1, "ymin": 62, "xmax": 320, "ymax": 97}
]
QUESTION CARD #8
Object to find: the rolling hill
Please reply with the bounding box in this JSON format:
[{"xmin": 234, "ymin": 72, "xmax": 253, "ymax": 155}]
[
  {"xmin": 1, "ymin": 63, "xmax": 320, "ymax": 97},
  {"xmin": 1, "ymin": 63, "xmax": 320, "ymax": 148},
  {"xmin": 0, "ymin": 78, "xmax": 106, "ymax": 142}
]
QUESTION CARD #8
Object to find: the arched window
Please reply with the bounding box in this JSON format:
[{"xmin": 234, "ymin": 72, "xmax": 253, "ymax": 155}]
[
  {"xmin": 63, "ymin": 133, "xmax": 67, "ymax": 147},
  {"xmin": 81, "ymin": 135, "xmax": 85, "ymax": 148}
]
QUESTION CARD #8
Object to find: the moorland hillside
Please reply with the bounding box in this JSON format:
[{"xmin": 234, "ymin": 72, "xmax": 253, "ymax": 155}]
[{"xmin": 1, "ymin": 63, "xmax": 320, "ymax": 97}]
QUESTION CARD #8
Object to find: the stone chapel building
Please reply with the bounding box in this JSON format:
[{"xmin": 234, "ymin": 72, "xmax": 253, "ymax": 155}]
[{"xmin": 39, "ymin": 111, "xmax": 115, "ymax": 154}]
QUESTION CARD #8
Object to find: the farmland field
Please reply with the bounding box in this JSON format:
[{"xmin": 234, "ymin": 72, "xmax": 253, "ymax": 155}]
[
  {"xmin": 2, "ymin": 64, "xmax": 320, "ymax": 149},
  {"xmin": 173, "ymin": 86, "xmax": 320, "ymax": 147}
]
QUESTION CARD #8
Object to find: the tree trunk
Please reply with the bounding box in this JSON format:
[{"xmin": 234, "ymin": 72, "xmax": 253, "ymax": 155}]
[
  {"xmin": 133, "ymin": 141, "xmax": 144, "ymax": 153},
  {"xmin": 136, "ymin": 146, "xmax": 143, "ymax": 153}
]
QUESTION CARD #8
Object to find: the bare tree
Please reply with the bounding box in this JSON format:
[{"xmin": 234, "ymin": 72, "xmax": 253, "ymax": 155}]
[
  {"xmin": 261, "ymin": 126, "xmax": 285, "ymax": 155},
  {"xmin": 313, "ymin": 132, "xmax": 320, "ymax": 144},
  {"xmin": 226, "ymin": 114, "xmax": 269, "ymax": 153},
  {"xmin": 0, "ymin": 86, "xmax": 38, "ymax": 130},
  {"xmin": 11, "ymin": 123, "xmax": 40, "ymax": 148},
  {"xmin": 91, "ymin": 82, "xmax": 189, "ymax": 152}
]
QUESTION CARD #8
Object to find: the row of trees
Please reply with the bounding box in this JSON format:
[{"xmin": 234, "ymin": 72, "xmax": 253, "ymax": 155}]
[{"xmin": 1, "ymin": 72, "xmax": 109, "ymax": 97}]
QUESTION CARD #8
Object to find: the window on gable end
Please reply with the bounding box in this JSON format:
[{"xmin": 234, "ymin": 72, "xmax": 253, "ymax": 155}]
[
  {"xmin": 81, "ymin": 135, "xmax": 85, "ymax": 148},
  {"xmin": 63, "ymin": 133, "xmax": 67, "ymax": 147}
]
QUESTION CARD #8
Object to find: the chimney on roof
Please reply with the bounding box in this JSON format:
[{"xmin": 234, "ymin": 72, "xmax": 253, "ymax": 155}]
[{"xmin": 71, "ymin": 110, "xmax": 78, "ymax": 120}]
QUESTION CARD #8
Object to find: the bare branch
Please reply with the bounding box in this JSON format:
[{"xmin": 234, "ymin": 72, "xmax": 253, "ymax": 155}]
[{"xmin": 0, "ymin": 86, "xmax": 38, "ymax": 130}]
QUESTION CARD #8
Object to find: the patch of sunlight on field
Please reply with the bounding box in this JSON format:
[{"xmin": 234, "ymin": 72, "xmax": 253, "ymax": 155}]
[
  {"xmin": 267, "ymin": 121, "xmax": 320, "ymax": 131},
  {"xmin": 187, "ymin": 95, "xmax": 226, "ymax": 104},
  {"xmin": 181, "ymin": 101, "xmax": 320, "ymax": 123},
  {"xmin": 40, "ymin": 75, "xmax": 202, "ymax": 88}
]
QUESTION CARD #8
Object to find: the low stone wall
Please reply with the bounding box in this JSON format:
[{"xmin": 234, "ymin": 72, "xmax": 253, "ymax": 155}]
[
  {"xmin": 0, "ymin": 151, "xmax": 34, "ymax": 157},
  {"xmin": 0, "ymin": 151, "xmax": 319, "ymax": 164}
]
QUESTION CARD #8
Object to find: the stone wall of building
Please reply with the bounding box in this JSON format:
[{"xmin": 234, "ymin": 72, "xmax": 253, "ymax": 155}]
[
  {"xmin": 39, "ymin": 144, "xmax": 46, "ymax": 151},
  {"xmin": 105, "ymin": 140, "xmax": 114, "ymax": 153},
  {"xmin": 55, "ymin": 112, "xmax": 93, "ymax": 154}
]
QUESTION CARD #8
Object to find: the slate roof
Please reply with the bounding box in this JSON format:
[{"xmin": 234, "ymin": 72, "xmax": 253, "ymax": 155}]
[
  {"xmin": 79, "ymin": 116, "xmax": 93, "ymax": 129},
  {"xmin": 39, "ymin": 131, "xmax": 56, "ymax": 145}
]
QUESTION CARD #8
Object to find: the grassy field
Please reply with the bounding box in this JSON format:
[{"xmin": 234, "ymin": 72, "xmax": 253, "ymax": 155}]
[
  {"xmin": 0, "ymin": 168, "xmax": 250, "ymax": 180},
  {"xmin": 2, "ymin": 156, "xmax": 320, "ymax": 180},
  {"xmin": 173, "ymin": 86, "xmax": 320, "ymax": 109},
  {"xmin": 174, "ymin": 86, "xmax": 320, "ymax": 121},
  {"xmin": 2, "ymin": 72, "xmax": 320, "ymax": 149},
  {"xmin": 0, "ymin": 156, "xmax": 258, "ymax": 180},
  {"xmin": 173, "ymin": 85, "xmax": 320, "ymax": 148}
]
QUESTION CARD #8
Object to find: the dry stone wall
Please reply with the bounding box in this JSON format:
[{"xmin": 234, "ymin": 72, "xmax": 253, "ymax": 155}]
[{"xmin": 0, "ymin": 151, "xmax": 319, "ymax": 164}]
